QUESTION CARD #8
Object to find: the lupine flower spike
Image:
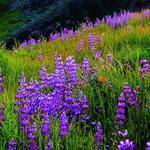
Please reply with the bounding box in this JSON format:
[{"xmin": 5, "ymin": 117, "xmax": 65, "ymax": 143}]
[{"xmin": 94, "ymin": 122, "xmax": 103, "ymax": 148}]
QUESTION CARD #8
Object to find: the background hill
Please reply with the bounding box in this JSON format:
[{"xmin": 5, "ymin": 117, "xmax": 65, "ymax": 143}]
[{"xmin": 0, "ymin": 0, "xmax": 150, "ymax": 48}]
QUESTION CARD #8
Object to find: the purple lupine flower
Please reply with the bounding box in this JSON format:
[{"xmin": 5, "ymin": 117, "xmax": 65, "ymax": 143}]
[
  {"xmin": 15, "ymin": 76, "xmax": 40, "ymax": 141},
  {"xmin": 118, "ymin": 139, "xmax": 135, "ymax": 150},
  {"xmin": 20, "ymin": 41, "xmax": 28, "ymax": 48},
  {"xmin": 45, "ymin": 140, "xmax": 52, "ymax": 150},
  {"xmin": 39, "ymin": 66, "xmax": 49, "ymax": 89},
  {"xmin": 65, "ymin": 56, "xmax": 77, "ymax": 87},
  {"xmin": 81, "ymin": 57, "xmax": 90, "ymax": 80},
  {"xmin": 139, "ymin": 59, "xmax": 149, "ymax": 79},
  {"xmin": 28, "ymin": 38, "xmax": 36, "ymax": 45},
  {"xmin": 40, "ymin": 94, "xmax": 50, "ymax": 137},
  {"xmin": 28, "ymin": 141, "xmax": 38, "ymax": 150},
  {"xmin": 0, "ymin": 71, "xmax": 3, "ymax": 93},
  {"xmin": 96, "ymin": 35, "xmax": 101, "ymax": 43},
  {"xmin": 59, "ymin": 111, "xmax": 69, "ymax": 138},
  {"xmin": 145, "ymin": 141, "xmax": 150, "ymax": 150},
  {"xmin": 123, "ymin": 84, "xmax": 140, "ymax": 107},
  {"xmin": 104, "ymin": 11, "xmax": 134, "ymax": 28},
  {"xmin": 88, "ymin": 33, "xmax": 96, "ymax": 52},
  {"xmin": 54, "ymin": 54, "xmax": 66, "ymax": 95},
  {"xmin": 41, "ymin": 116, "xmax": 50, "ymax": 137},
  {"xmin": 143, "ymin": 9, "xmax": 150, "ymax": 17},
  {"xmin": 8, "ymin": 138, "xmax": 16, "ymax": 150},
  {"xmin": 37, "ymin": 39, "xmax": 42, "ymax": 44},
  {"xmin": 76, "ymin": 39, "xmax": 84, "ymax": 53},
  {"xmin": 94, "ymin": 18, "xmax": 101, "ymax": 27},
  {"xmin": 115, "ymin": 92, "xmax": 126, "ymax": 126},
  {"xmin": 49, "ymin": 33, "xmax": 60, "ymax": 41},
  {"xmin": 0, "ymin": 103, "xmax": 4, "ymax": 126},
  {"xmin": 27, "ymin": 122, "xmax": 37, "ymax": 140},
  {"xmin": 38, "ymin": 52, "xmax": 43, "ymax": 61},
  {"xmin": 118, "ymin": 129, "xmax": 128, "ymax": 137},
  {"xmin": 94, "ymin": 122, "xmax": 103, "ymax": 148},
  {"xmin": 107, "ymin": 53, "xmax": 113, "ymax": 67},
  {"xmin": 94, "ymin": 51, "xmax": 101, "ymax": 59}
]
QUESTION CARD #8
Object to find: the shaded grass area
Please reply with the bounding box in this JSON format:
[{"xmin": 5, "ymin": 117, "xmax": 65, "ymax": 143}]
[
  {"xmin": 0, "ymin": 9, "xmax": 23, "ymax": 41},
  {"xmin": 0, "ymin": 17, "xmax": 150, "ymax": 149}
]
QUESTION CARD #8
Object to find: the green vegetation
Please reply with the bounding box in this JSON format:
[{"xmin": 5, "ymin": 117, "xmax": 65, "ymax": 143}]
[
  {"xmin": 0, "ymin": 11, "xmax": 150, "ymax": 149},
  {"xmin": 0, "ymin": 9, "xmax": 23, "ymax": 41}
]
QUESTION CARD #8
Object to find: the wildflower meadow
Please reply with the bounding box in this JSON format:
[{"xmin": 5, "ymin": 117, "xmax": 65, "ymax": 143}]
[{"xmin": 0, "ymin": 9, "xmax": 150, "ymax": 150}]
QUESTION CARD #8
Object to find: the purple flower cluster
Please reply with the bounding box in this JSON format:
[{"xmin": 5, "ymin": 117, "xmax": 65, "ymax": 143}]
[
  {"xmin": 115, "ymin": 92, "xmax": 126, "ymax": 126},
  {"xmin": 49, "ymin": 28, "xmax": 79, "ymax": 42},
  {"xmin": 118, "ymin": 129, "xmax": 128, "ymax": 138},
  {"xmin": 88, "ymin": 33, "xmax": 96, "ymax": 52},
  {"xmin": 96, "ymin": 35, "xmax": 101, "ymax": 43},
  {"xmin": 94, "ymin": 122, "xmax": 103, "ymax": 148},
  {"xmin": 146, "ymin": 142, "xmax": 150, "ymax": 150},
  {"xmin": 8, "ymin": 138, "xmax": 16, "ymax": 150},
  {"xmin": 104, "ymin": 11, "xmax": 134, "ymax": 28},
  {"xmin": 38, "ymin": 52, "xmax": 43, "ymax": 61},
  {"xmin": 88, "ymin": 33, "xmax": 101, "ymax": 59},
  {"xmin": 107, "ymin": 53, "xmax": 113, "ymax": 67},
  {"xmin": 49, "ymin": 33, "xmax": 60, "ymax": 41},
  {"xmin": 28, "ymin": 141, "xmax": 38, "ymax": 150},
  {"xmin": 0, "ymin": 71, "xmax": 3, "ymax": 93},
  {"xmin": 123, "ymin": 84, "xmax": 140, "ymax": 107},
  {"xmin": 45, "ymin": 140, "xmax": 52, "ymax": 150},
  {"xmin": 0, "ymin": 103, "xmax": 4, "ymax": 126},
  {"xmin": 81, "ymin": 57, "xmax": 91, "ymax": 80},
  {"xmin": 139, "ymin": 59, "xmax": 149, "ymax": 79},
  {"xmin": 20, "ymin": 38, "xmax": 41, "ymax": 48},
  {"xmin": 118, "ymin": 139, "xmax": 135, "ymax": 150},
  {"xmin": 143, "ymin": 9, "xmax": 150, "ymax": 17},
  {"xmin": 59, "ymin": 111, "xmax": 69, "ymax": 138},
  {"xmin": 116, "ymin": 84, "xmax": 140, "ymax": 126},
  {"xmin": 14, "ymin": 55, "xmax": 90, "ymax": 148},
  {"xmin": 76, "ymin": 39, "xmax": 84, "ymax": 53}
]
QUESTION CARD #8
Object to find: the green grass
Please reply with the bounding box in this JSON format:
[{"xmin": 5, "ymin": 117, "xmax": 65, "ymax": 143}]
[
  {"xmin": 0, "ymin": 12, "xmax": 150, "ymax": 150},
  {"xmin": 0, "ymin": 9, "xmax": 23, "ymax": 40}
]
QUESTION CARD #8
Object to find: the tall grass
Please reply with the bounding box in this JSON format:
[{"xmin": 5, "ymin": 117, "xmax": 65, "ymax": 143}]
[{"xmin": 0, "ymin": 12, "xmax": 150, "ymax": 149}]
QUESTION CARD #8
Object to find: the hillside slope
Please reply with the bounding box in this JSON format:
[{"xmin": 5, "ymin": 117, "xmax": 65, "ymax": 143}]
[{"xmin": 0, "ymin": 9, "xmax": 150, "ymax": 150}]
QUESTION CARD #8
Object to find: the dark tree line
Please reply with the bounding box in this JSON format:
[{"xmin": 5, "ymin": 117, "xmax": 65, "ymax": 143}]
[{"xmin": 0, "ymin": 0, "xmax": 149, "ymax": 48}]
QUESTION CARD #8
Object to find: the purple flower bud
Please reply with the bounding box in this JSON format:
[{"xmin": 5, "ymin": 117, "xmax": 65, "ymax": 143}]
[
  {"xmin": 139, "ymin": 59, "xmax": 149, "ymax": 79},
  {"xmin": 0, "ymin": 103, "xmax": 4, "ymax": 126},
  {"xmin": 118, "ymin": 139, "xmax": 135, "ymax": 150},
  {"xmin": 59, "ymin": 111, "xmax": 69, "ymax": 138},
  {"xmin": 8, "ymin": 138, "xmax": 16, "ymax": 150},
  {"xmin": 118, "ymin": 129, "xmax": 128, "ymax": 137},
  {"xmin": 28, "ymin": 141, "xmax": 38, "ymax": 150},
  {"xmin": 115, "ymin": 92, "xmax": 126, "ymax": 126},
  {"xmin": 107, "ymin": 53, "xmax": 113, "ymax": 66},
  {"xmin": 0, "ymin": 71, "xmax": 3, "ymax": 93},
  {"xmin": 143, "ymin": 9, "xmax": 150, "ymax": 17},
  {"xmin": 88, "ymin": 33, "xmax": 96, "ymax": 52},
  {"xmin": 38, "ymin": 52, "xmax": 43, "ymax": 61},
  {"xmin": 146, "ymin": 141, "xmax": 150, "ymax": 150},
  {"xmin": 45, "ymin": 140, "xmax": 52, "ymax": 150},
  {"xmin": 94, "ymin": 122, "xmax": 103, "ymax": 147},
  {"xmin": 65, "ymin": 56, "xmax": 77, "ymax": 87}
]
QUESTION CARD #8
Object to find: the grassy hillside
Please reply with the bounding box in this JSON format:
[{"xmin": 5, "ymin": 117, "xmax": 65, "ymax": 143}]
[{"xmin": 0, "ymin": 10, "xmax": 150, "ymax": 149}]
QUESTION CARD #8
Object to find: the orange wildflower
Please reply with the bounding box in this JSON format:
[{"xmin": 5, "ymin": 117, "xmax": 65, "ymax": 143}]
[{"xmin": 98, "ymin": 76, "xmax": 105, "ymax": 84}]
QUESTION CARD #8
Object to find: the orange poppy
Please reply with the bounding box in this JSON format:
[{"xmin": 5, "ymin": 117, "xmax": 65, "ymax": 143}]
[{"xmin": 98, "ymin": 76, "xmax": 105, "ymax": 84}]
